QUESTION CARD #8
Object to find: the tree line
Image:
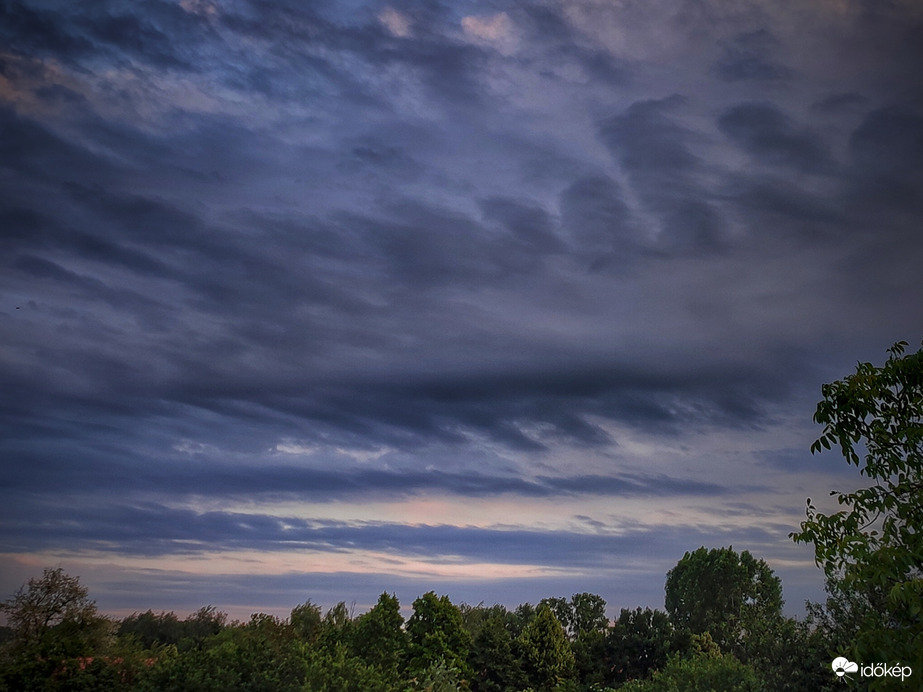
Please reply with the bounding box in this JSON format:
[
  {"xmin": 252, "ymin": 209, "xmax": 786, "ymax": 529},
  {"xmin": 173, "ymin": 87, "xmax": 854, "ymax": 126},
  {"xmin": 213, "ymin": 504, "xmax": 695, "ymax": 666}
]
[
  {"xmin": 0, "ymin": 550, "xmax": 825, "ymax": 691},
  {"xmin": 2, "ymin": 341, "xmax": 920, "ymax": 691}
]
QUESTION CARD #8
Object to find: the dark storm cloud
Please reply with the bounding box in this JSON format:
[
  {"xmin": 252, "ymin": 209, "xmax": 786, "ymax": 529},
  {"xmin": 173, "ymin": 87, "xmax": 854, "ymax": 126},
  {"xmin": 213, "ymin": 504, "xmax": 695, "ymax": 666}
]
[
  {"xmin": 559, "ymin": 175, "xmax": 638, "ymax": 269},
  {"xmin": 0, "ymin": 0, "xmax": 210, "ymax": 70},
  {"xmin": 599, "ymin": 96, "xmax": 726, "ymax": 252},
  {"xmin": 183, "ymin": 354, "xmax": 794, "ymax": 455},
  {"xmin": 78, "ymin": 4, "xmax": 206, "ymax": 70},
  {"xmin": 811, "ymin": 92, "xmax": 868, "ymax": 114},
  {"xmin": 219, "ymin": 0, "xmax": 490, "ymax": 108},
  {"xmin": 216, "ymin": 3, "xmax": 383, "ymax": 105},
  {"xmin": 849, "ymin": 105, "xmax": 923, "ymax": 178},
  {"xmin": 0, "ymin": 107, "xmax": 118, "ymax": 184},
  {"xmin": 63, "ymin": 185, "xmax": 209, "ymax": 251},
  {"xmin": 0, "ymin": 277, "xmax": 805, "ymax": 464},
  {"xmin": 348, "ymin": 141, "xmax": 423, "ymax": 177},
  {"xmin": 0, "ymin": 1, "xmax": 95, "ymax": 61},
  {"xmin": 515, "ymin": 4, "xmax": 627, "ymax": 86},
  {"xmin": 479, "ymin": 196, "xmax": 564, "ymax": 256},
  {"xmin": 724, "ymin": 176, "xmax": 843, "ymax": 230},
  {"xmin": 717, "ymin": 102, "xmax": 831, "ymax": 173},
  {"xmin": 712, "ymin": 29, "xmax": 792, "ymax": 83},
  {"xmin": 342, "ymin": 204, "xmax": 503, "ymax": 288}
]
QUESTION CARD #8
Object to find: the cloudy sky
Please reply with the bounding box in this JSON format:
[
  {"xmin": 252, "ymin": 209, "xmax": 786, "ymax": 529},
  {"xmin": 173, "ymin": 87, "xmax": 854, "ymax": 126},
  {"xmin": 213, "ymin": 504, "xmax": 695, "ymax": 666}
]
[{"xmin": 1, "ymin": 0, "xmax": 922, "ymax": 622}]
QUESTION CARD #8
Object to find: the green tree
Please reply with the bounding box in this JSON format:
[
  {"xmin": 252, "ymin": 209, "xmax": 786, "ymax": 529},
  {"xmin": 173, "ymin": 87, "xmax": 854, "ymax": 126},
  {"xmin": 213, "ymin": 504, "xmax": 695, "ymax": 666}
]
[
  {"xmin": 324, "ymin": 601, "xmax": 352, "ymax": 630},
  {"xmin": 351, "ymin": 592, "xmax": 407, "ymax": 676},
  {"xmin": 289, "ymin": 599, "xmax": 322, "ymax": 643},
  {"xmin": 538, "ymin": 597, "xmax": 572, "ymax": 637},
  {"xmin": 565, "ymin": 593, "xmax": 610, "ymax": 687},
  {"xmin": 606, "ymin": 607, "xmax": 675, "ymax": 685},
  {"xmin": 117, "ymin": 610, "xmax": 184, "ymax": 649},
  {"xmin": 569, "ymin": 592, "xmax": 608, "ymax": 639},
  {"xmin": 458, "ymin": 602, "xmax": 510, "ymax": 642},
  {"xmin": 468, "ymin": 614, "xmax": 524, "ymax": 692},
  {"xmin": 664, "ymin": 546, "xmax": 783, "ymax": 657},
  {"xmin": 405, "ymin": 657, "xmax": 463, "ymax": 692},
  {"xmin": 179, "ymin": 605, "xmax": 227, "ymax": 651},
  {"xmin": 406, "ymin": 592, "xmax": 472, "ymax": 682},
  {"xmin": 314, "ymin": 601, "xmax": 355, "ymax": 653},
  {"xmin": 803, "ymin": 574, "xmax": 882, "ymax": 666},
  {"xmin": 791, "ymin": 340, "xmax": 923, "ymax": 681},
  {"xmin": 507, "ymin": 602, "xmax": 537, "ymax": 639},
  {"xmin": 618, "ymin": 635, "xmax": 762, "ymax": 692},
  {"xmin": 516, "ymin": 604, "xmax": 574, "ymax": 691},
  {"xmin": 757, "ymin": 612, "xmax": 838, "ymax": 692},
  {"xmin": 303, "ymin": 640, "xmax": 395, "ymax": 692},
  {"xmin": 539, "ymin": 593, "xmax": 608, "ymax": 641},
  {"xmin": 0, "ymin": 568, "xmax": 106, "ymax": 654},
  {"xmin": 0, "ymin": 568, "xmax": 112, "ymax": 690},
  {"xmin": 138, "ymin": 613, "xmax": 307, "ymax": 692}
]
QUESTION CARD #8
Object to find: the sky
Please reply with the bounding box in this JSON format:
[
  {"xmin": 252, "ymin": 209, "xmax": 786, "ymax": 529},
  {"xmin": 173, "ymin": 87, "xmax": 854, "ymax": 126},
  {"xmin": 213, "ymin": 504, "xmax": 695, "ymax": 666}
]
[{"xmin": 1, "ymin": 0, "xmax": 922, "ymax": 623}]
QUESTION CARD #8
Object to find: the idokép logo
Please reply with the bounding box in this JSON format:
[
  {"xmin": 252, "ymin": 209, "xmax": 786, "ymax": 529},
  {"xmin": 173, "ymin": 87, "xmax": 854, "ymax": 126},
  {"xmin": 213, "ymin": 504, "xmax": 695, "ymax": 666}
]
[
  {"xmin": 831, "ymin": 656, "xmax": 912, "ymax": 683},
  {"xmin": 832, "ymin": 657, "xmax": 858, "ymax": 679}
]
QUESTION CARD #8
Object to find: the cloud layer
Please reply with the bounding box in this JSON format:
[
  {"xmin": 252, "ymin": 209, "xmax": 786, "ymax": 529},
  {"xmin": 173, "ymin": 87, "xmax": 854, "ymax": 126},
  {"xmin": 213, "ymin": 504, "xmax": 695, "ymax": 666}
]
[{"xmin": 2, "ymin": 0, "xmax": 922, "ymax": 619}]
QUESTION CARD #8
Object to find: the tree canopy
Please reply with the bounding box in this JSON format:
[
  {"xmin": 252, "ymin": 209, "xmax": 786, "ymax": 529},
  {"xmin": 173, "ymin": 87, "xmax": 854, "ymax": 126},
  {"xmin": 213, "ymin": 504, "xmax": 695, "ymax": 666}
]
[
  {"xmin": 664, "ymin": 546, "xmax": 783, "ymax": 656},
  {"xmin": 792, "ymin": 339, "xmax": 923, "ymax": 680},
  {"xmin": 516, "ymin": 603, "xmax": 574, "ymax": 691},
  {"xmin": 0, "ymin": 567, "xmax": 111, "ymax": 690},
  {"xmin": 405, "ymin": 591, "xmax": 472, "ymax": 682},
  {"xmin": 0, "ymin": 568, "xmax": 102, "ymax": 650}
]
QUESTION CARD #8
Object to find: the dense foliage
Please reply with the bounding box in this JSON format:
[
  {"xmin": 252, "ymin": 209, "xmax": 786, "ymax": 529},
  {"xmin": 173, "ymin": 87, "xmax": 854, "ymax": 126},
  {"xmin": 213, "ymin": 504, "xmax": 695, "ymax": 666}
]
[
  {"xmin": 0, "ymin": 558, "xmax": 831, "ymax": 691},
  {"xmin": 665, "ymin": 546, "xmax": 783, "ymax": 658},
  {"xmin": 792, "ymin": 340, "xmax": 923, "ymax": 688}
]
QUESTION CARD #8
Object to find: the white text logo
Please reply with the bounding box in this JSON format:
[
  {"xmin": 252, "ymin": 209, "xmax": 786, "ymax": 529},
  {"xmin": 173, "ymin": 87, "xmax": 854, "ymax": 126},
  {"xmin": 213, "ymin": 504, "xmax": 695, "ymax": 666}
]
[{"xmin": 832, "ymin": 656, "xmax": 912, "ymax": 682}]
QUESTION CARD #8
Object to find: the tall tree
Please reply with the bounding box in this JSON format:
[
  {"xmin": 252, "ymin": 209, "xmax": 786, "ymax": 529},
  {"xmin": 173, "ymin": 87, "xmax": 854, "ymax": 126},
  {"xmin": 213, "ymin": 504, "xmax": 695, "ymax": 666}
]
[
  {"xmin": 406, "ymin": 592, "xmax": 472, "ymax": 681},
  {"xmin": 0, "ymin": 568, "xmax": 105, "ymax": 654},
  {"xmin": 316, "ymin": 601, "xmax": 354, "ymax": 650},
  {"xmin": 0, "ymin": 568, "xmax": 111, "ymax": 690},
  {"xmin": 538, "ymin": 597, "xmax": 572, "ymax": 637},
  {"xmin": 540, "ymin": 592, "xmax": 608, "ymax": 641},
  {"xmin": 351, "ymin": 592, "xmax": 407, "ymax": 676},
  {"xmin": 606, "ymin": 607, "xmax": 675, "ymax": 685},
  {"xmin": 792, "ymin": 340, "xmax": 923, "ymax": 682},
  {"xmin": 570, "ymin": 592, "xmax": 608, "ymax": 638},
  {"xmin": 468, "ymin": 614, "xmax": 523, "ymax": 692},
  {"xmin": 290, "ymin": 599, "xmax": 322, "ymax": 643},
  {"xmin": 664, "ymin": 546, "xmax": 783, "ymax": 657},
  {"xmin": 458, "ymin": 602, "xmax": 510, "ymax": 642},
  {"xmin": 516, "ymin": 603, "xmax": 574, "ymax": 691}
]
